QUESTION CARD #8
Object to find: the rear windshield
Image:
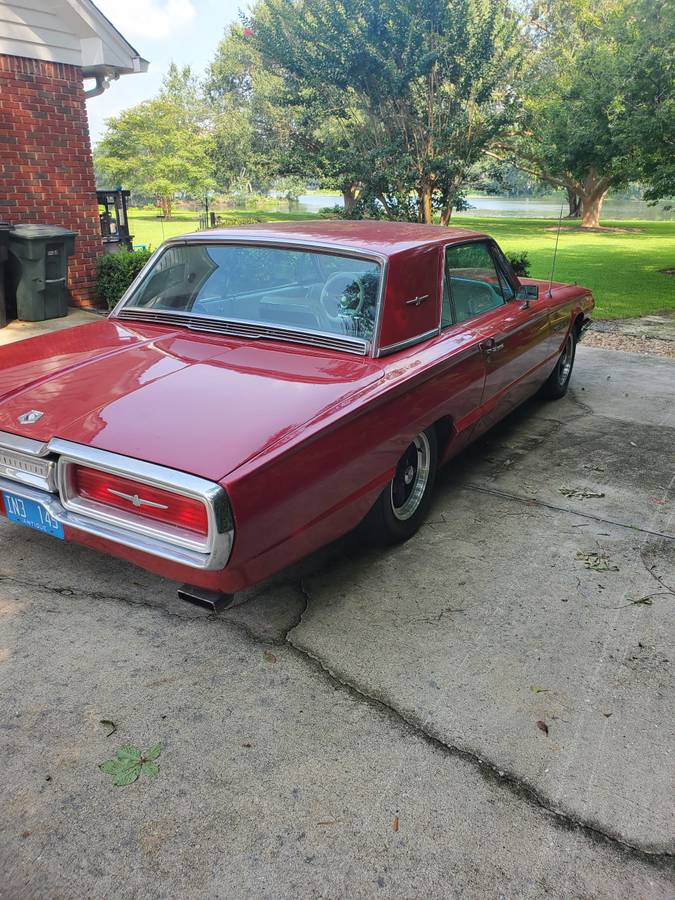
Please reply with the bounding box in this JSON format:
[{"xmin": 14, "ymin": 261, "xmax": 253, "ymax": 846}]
[{"xmin": 123, "ymin": 243, "xmax": 383, "ymax": 341}]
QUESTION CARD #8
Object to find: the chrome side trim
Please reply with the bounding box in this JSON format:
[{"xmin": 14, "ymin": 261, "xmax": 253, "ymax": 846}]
[
  {"xmin": 115, "ymin": 308, "xmax": 370, "ymax": 357},
  {"xmin": 376, "ymin": 327, "xmax": 441, "ymax": 358},
  {"xmin": 0, "ymin": 431, "xmax": 50, "ymax": 457},
  {"xmin": 0, "ymin": 476, "xmax": 231, "ymax": 571},
  {"xmin": 0, "ymin": 450, "xmax": 56, "ymax": 492}
]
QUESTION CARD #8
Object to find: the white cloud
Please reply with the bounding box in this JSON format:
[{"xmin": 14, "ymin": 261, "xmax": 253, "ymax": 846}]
[{"xmin": 95, "ymin": 0, "xmax": 197, "ymax": 41}]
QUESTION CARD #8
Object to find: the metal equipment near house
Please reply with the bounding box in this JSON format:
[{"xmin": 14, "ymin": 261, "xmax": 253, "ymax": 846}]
[
  {"xmin": 98, "ymin": 189, "xmax": 133, "ymax": 253},
  {"xmin": 6, "ymin": 224, "xmax": 76, "ymax": 321}
]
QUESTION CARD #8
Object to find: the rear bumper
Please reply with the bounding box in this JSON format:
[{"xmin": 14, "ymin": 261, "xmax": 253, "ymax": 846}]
[
  {"xmin": 0, "ymin": 476, "xmax": 229, "ymax": 570},
  {"xmin": 0, "ymin": 432, "xmax": 233, "ymax": 572}
]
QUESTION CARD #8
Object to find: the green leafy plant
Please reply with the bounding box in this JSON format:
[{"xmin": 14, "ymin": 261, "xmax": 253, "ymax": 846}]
[
  {"xmin": 505, "ymin": 250, "xmax": 531, "ymax": 277},
  {"xmin": 96, "ymin": 249, "xmax": 153, "ymax": 309},
  {"xmin": 99, "ymin": 743, "xmax": 161, "ymax": 786}
]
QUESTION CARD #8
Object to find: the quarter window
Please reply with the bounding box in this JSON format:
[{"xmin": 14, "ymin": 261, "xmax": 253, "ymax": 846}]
[{"xmin": 444, "ymin": 242, "xmax": 507, "ymax": 324}]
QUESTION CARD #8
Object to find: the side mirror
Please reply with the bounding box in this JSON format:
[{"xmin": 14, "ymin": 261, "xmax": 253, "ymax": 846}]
[
  {"xmin": 515, "ymin": 283, "xmax": 539, "ymax": 309},
  {"xmin": 516, "ymin": 284, "xmax": 539, "ymax": 301}
]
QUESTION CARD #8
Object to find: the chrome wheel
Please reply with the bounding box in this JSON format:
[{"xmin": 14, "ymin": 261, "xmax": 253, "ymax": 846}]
[
  {"xmin": 390, "ymin": 433, "xmax": 432, "ymax": 521},
  {"xmin": 558, "ymin": 334, "xmax": 574, "ymax": 386}
]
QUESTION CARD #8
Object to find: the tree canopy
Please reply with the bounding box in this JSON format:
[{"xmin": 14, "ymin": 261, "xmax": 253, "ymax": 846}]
[
  {"xmin": 95, "ymin": 65, "xmax": 215, "ymax": 218},
  {"xmin": 249, "ymin": 0, "xmax": 526, "ymax": 223},
  {"xmin": 493, "ymin": 0, "xmax": 674, "ymax": 225},
  {"xmin": 93, "ymin": 0, "xmax": 673, "ymax": 226}
]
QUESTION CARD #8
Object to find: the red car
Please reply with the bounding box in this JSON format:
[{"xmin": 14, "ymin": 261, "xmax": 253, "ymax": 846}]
[{"xmin": 0, "ymin": 222, "xmax": 593, "ymax": 609}]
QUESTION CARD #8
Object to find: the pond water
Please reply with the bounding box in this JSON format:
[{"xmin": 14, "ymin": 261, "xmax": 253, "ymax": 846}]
[{"xmin": 270, "ymin": 193, "xmax": 674, "ymax": 221}]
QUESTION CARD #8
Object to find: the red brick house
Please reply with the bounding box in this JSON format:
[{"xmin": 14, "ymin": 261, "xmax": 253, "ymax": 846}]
[{"xmin": 0, "ymin": 1, "xmax": 147, "ymax": 306}]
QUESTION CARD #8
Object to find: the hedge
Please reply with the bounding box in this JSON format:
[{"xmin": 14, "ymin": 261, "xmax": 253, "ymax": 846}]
[{"xmin": 96, "ymin": 249, "xmax": 153, "ymax": 309}]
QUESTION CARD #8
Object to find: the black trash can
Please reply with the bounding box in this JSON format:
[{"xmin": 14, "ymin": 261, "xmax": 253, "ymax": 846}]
[
  {"xmin": 0, "ymin": 222, "xmax": 11, "ymax": 328},
  {"xmin": 7, "ymin": 224, "xmax": 77, "ymax": 322}
]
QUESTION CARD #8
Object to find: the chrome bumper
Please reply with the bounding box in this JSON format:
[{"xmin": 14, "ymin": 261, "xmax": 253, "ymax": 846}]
[{"xmin": 0, "ymin": 432, "xmax": 233, "ymax": 571}]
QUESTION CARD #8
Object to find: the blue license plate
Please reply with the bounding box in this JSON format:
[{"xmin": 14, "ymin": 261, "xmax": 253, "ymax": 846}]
[{"xmin": 2, "ymin": 490, "xmax": 64, "ymax": 540}]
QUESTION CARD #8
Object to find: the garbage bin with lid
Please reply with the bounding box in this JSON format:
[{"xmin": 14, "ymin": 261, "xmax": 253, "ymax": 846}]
[
  {"xmin": 7, "ymin": 224, "xmax": 77, "ymax": 322},
  {"xmin": 0, "ymin": 222, "xmax": 11, "ymax": 328}
]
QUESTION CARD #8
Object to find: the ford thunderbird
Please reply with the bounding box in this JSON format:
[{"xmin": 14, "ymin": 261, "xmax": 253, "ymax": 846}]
[{"xmin": 0, "ymin": 222, "xmax": 593, "ymax": 609}]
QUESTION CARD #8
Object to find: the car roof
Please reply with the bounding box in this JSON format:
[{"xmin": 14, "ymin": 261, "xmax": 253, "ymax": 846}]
[{"xmin": 189, "ymin": 220, "xmax": 488, "ymax": 258}]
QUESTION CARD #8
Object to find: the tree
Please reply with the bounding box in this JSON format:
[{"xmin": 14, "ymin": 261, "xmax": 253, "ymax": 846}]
[
  {"xmin": 249, "ymin": 0, "xmax": 525, "ymax": 223},
  {"xmin": 95, "ymin": 65, "xmax": 215, "ymax": 218},
  {"xmin": 497, "ymin": 0, "xmax": 674, "ymax": 227},
  {"xmin": 206, "ymin": 21, "xmax": 365, "ymax": 205},
  {"xmin": 613, "ymin": 0, "xmax": 674, "ymax": 203}
]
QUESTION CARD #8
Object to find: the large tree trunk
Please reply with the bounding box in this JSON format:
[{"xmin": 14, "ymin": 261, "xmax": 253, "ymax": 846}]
[
  {"xmin": 157, "ymin": 195, "xmax": 173, "ymax": 219},
  {"xmin": 580, "ymin": 189, "xmax": 608, "ymax": 228},
  {"xmin": 417, "ymin": 186, "xmax": 433, "ymax": 224},
  {"xmin": 578, "ymin": 170, "xmax": 610, "ymax": 228},
  {"xmin": 565, "ymin": 187, "xmax": 581, "ymax": 219},
  {"xmin": 440, "ymin": 207, "xmax": 452, "ymax": 226},
  {"xmin": 342, "ymin": 183, "xmax": 359, "ymax": 215}
]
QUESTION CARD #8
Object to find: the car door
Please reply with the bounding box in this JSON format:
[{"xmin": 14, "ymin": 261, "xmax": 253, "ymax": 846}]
[{"xmin": 443, "ymin": 240, "xmax": 551, "ymax": 436}]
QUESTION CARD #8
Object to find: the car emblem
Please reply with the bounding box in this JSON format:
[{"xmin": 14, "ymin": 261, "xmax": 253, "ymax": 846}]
[
  {"xmin": 107, "ymin": 488, "xmax": 168, "ymax": 510},
  {"xmin": 17, "ymin": 410, "xmax": 44, "ymax": 425}
]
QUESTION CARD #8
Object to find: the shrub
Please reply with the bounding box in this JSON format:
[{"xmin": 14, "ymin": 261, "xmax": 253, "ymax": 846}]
[
  {"xmin": 505, "ymin": 250, "xmax": 531, "ymax": 277},
  {"xmin": 218, "ymin": 214, "xmax": 266, "ymax": 226},
  {"xmin": 96, "ymin": 249, "xmax": 153, "ymax": 309}
]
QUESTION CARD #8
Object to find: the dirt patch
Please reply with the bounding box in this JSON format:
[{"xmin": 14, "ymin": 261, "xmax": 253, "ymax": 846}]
[
  {"xmin": 658, "ymin": 267, "xmax": 675, "ymax": 275},
  {"xmin": 582, "ymin": 331, "xmax": 675, "ymax": 358},
  {"xmin": 544, "ymin": 225, "xmax": 644, "ymax": 234}
]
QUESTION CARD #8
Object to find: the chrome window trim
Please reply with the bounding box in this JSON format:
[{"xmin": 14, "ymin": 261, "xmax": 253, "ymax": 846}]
[
  {"xmin": 367, "ymin": 256, "xmax": 389, "ymax": 358},
  {"xmin": 110, "ymin": 236, "xmax": 388, "ymax": 358},
  {"xmin": 115, "ymin": 308, "xmax": 370, "ymax": 357},
  {"xmin": 439, "ymin": 237, "xmax": 516, "ymax": 331},
  {"xmin": 376, "ymin": 327, "xmax": 441, "ymax": 358}
]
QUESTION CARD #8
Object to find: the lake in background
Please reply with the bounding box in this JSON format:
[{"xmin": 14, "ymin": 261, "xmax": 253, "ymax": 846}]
[{"xmin": 270, "ymin": 193, "xmax": 674, "ymax": 220}]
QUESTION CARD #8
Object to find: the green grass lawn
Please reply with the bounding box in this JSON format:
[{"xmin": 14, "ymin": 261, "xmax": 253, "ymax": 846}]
[
  {"xmin": 461, "ymin": 217, "xmax": 674, "ymax": 319},
  {"xmin": 127, "ymin": 208, "xmax": 313, "ymax": 249},
  {"xmin": 128, "ymin": 208, "xmax": 674, "ymax": 320}
]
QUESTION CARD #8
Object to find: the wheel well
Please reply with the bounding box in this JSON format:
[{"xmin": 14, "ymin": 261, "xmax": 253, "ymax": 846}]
[
  {"xmin": 432, "ymin": 416, "xmax": 454, "ymax": 461},
  {"xmin": 573, "ymin": 312, "xmax": 585, "ymax": 340}
]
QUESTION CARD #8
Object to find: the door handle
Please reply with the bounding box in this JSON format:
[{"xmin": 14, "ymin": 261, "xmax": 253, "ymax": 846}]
[{"xmin": 479, "ymin": 339, "xmax": 504, "ymax": 354}]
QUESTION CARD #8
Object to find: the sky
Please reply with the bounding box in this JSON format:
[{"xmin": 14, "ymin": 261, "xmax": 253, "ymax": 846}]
[{"xmin": 87, "ymin": 0, "xmax": 246, "ymax": 144}]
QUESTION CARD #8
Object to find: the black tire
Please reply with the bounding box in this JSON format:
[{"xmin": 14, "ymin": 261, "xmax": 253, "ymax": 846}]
[
  {"xmin": 541, "ymin": 330, "xmax": 576, "ymax": 400},
  {"xmin": 363, "ymin": 426, "xmax": 438, "ymax": 545}
]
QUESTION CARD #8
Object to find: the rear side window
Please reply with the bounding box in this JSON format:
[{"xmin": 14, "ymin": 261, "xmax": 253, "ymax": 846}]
[{"xmin": 444, "ymin": 242, "xmax": 506, "ymax": 323}]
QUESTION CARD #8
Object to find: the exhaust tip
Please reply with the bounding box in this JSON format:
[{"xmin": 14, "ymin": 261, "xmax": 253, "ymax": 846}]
[{"xmin": 178, "ymin": 584, "xmax": 235, "ymax": 613}]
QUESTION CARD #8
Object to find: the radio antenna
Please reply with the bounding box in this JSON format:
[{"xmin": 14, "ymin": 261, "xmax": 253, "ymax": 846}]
[{"xmin": 547, "ymin": 198, "xmax": 565, "ymax": 297}]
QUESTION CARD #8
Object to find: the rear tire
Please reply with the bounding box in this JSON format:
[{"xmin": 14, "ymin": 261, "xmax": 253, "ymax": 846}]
[
  {"xmin": 541, "ymin": 331, "xmax": 576, "ymax": 400},
  {"xmin": 363, "ymin": 427, "xmax": 437, "ymax": 545}
]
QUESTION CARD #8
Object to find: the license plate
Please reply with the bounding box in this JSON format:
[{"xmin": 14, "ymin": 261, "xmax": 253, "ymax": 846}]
[{"xmin": 2, "ymin": 490, "xmax": 64, "ymax": 540}]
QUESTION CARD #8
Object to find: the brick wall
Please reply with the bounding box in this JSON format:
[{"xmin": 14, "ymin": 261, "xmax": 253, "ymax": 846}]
[{"xmin": 0, "ymin": 54, "xmax": 103, "ymax": 307}]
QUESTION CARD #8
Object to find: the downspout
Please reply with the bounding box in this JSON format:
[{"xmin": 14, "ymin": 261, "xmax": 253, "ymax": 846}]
[{"xmin": 84, "ymin": 72, "xmax": 118, "ymax": 99}]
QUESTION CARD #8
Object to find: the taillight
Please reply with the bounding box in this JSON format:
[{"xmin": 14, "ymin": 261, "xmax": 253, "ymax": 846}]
[{"xmin": 71, "ymin": 465, "xmax": 208, "ymax": 536}]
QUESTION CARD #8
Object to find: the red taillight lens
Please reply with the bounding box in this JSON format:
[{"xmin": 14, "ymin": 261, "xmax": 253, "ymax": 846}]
[{"xmin": 72, "ymin": 466, "xmax": 208, "ymax": 536}]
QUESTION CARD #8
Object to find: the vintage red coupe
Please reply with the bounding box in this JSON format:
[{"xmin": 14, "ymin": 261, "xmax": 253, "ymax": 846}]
[{"xmin": 0, "ymin": 222, "xmax": 592, "ymax": 608}]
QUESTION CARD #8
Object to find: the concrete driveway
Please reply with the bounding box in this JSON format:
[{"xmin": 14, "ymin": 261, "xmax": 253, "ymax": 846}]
[{"xmin": 1, "ymin": 346, "xmax": 673, "ymax": 899}]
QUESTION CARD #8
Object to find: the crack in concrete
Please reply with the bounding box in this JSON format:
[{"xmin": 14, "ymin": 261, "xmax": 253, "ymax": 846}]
[
  {"xmin": 283, "ymin": 586, "xmax": 675, "ymax": 868},
  {"xmin": 463, "ymin": 484, "xmax": 675, "ymax": 541},
  {"xmin": 566, "ymin": 387, "xmax": 596, "ymax": 417},
  {"xmin": 3, "ymin": 568, "xmax": 674, "ymax": 868}
]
